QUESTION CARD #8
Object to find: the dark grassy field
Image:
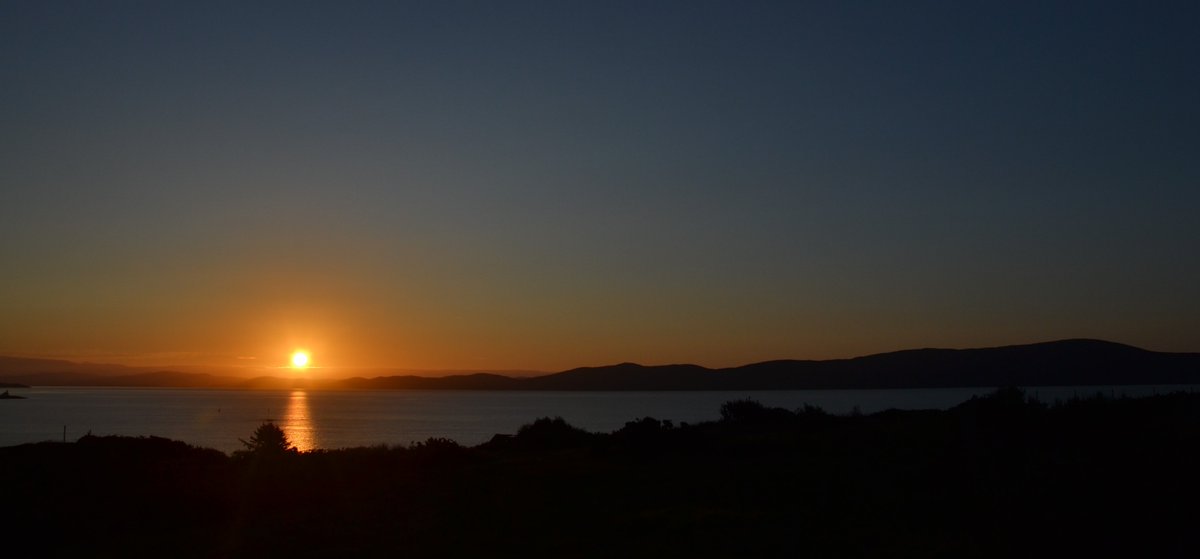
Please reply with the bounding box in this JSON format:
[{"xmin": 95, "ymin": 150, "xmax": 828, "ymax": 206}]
[{"xmin": 3, "ymin": 388, "xmax": 1198, "ymax": 558}]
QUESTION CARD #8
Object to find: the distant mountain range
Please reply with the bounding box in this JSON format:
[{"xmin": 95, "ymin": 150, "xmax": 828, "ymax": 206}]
[{"xmin": 1, "ymin": 340, "xmax": 1198, "ymax": 390}]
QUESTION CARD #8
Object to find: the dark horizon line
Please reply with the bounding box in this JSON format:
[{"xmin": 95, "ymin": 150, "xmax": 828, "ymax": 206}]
[
  {"xmin": 3, "ymin": 338, "xmax": 1200, "ymax": 391},
  {"xmin": 3, "ymin": 337, "xmax": 1195, "ymax": 376}
]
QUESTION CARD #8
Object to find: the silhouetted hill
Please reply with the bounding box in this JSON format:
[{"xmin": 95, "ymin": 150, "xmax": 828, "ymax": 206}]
[
  {"xmin": 3, "ymin": 339, "xmax": 1197, "ymax": 389},
  {"xmin": 101, "ymin": 371, "xmax": 241, "ymax": 388},
  {"xmin": 0, "ymin": 371, "xmax": 118, "ymax": 386},
  {"xmin": 0, "ymin": 370, "xmax": 241, "ymax": 388},
  {"xmin": 489, "ymin": 339, "xmax": 1198, "ymax": 390},
  {"xmin": 0, "ymin": 355, "xmax": 142, "ymax": 377},
  {"xmin": 340, "ymin": 372, "xmax": 522, "ymax": 390},
  {"xmin": 728, "ymin": 339, "xmax": 1200, "ymax": 389},
  {"xmin": 0, "ymin": 356, "xmax": 233, "ymax": 387},
  {"xmin": 524, "ymin": 362, "xmax": 716, "ymax": 390},
  {"xmin": 238, "ymin": 376, "xmax": 333, "ymax": 390}
]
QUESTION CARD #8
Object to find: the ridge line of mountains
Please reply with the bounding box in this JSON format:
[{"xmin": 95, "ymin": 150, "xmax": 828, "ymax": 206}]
[{"xmin": 2, "ymin": 339, "xmax": 1198, "ymax": 391}]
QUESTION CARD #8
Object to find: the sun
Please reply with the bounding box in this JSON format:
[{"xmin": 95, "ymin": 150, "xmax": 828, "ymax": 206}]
[{"xmin": 290, "ymin": 350, "xmax": 310, "ymax": 369}]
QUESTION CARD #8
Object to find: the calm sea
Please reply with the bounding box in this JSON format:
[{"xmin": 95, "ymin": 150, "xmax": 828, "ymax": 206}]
[{"xmin": 1, "ymin": 386, "xmax": 1193, "ymax": 453}]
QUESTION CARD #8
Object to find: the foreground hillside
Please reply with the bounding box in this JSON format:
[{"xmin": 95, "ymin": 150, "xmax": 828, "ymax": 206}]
[{"xmin": 2, "ymin": 389, "xmax": 1198, "ymax": 558}]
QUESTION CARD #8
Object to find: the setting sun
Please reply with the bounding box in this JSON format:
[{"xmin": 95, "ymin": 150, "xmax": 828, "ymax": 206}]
[{"xmin": 290, "ymin": 350, "xmax": 310, "ymax": 369}]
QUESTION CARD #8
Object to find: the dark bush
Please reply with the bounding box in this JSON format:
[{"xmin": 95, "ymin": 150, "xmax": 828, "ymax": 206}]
[
  {"xmin": 719, "ymin": 399, "xmax": 796, "ymax": 424},
  {"xmin": 514, "ymin": 417, "xmax": 594, "ymax": 449}
]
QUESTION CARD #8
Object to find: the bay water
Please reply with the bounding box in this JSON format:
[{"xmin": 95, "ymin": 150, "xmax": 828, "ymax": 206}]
[{"xmin": 1, "ymin": 385, "xmax": 1192, "ymax": 453}]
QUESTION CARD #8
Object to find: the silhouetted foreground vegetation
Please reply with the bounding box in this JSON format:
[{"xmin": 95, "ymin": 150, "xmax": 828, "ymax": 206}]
[{"xmin": 3, "ymin": 389, "xmax": 1198, "ymax": 557}]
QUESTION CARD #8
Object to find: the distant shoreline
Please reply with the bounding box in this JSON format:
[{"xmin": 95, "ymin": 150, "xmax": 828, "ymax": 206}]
[{"xmin": 3, "ymin": 339, "xmax": 1199, "ymax": 390}]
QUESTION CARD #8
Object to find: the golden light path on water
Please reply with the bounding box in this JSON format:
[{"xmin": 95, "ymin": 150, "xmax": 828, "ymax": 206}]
[{"xmin": 282, "ymin": 390, "xmax": 317, "ymax": 452}]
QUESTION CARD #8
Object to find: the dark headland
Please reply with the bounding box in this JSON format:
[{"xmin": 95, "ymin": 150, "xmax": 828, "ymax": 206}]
[
  {"xmin": 2, "ymin": 339, "xmax": 1199, "ymax": 390},
  {"xmin": 2, "ymin": 389, "xmax": 1197, "ymax": 557}
]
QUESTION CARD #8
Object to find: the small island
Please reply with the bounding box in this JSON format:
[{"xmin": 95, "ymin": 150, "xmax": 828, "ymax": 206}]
[{"xmin": 0, "ymin": 390, "xmax": 26, "ymax": 399}]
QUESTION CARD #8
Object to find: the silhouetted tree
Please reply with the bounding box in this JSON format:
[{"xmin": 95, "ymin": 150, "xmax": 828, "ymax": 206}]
[{"xmin": 236, "ymin": 422, "xmax": 296, "ymax": 457}]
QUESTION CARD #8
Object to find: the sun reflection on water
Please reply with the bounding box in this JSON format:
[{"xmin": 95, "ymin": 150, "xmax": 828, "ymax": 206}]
[{"xmin": 282, "ymin": 390, "xmax": 317, "ymax": 452}]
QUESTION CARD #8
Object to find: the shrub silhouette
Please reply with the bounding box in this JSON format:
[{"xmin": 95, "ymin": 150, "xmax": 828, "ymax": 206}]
[
  {"xmin": 613, "ymin": 417, "xmax": 676, "ymax": 451},
  {"xmin": 411, "ymin": 436, "xmax": 462, "ymax": 451},
  {"xmin": 513, "ymin": 417, "xmax": 593, "ymax": 449},
  {"xmin": 618, "ymin": 416, "xmax": 674, "ymax": 435},
  {"xmin": 719, "ymin": 399, "xmax": 795, "ymax": 424}
]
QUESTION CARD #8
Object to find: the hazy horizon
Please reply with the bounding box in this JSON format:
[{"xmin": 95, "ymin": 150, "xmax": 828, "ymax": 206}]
[
  {"xmin": 3, "ymin": 2, "xmax": 1197, "ymax": 371},
  {"xmin": 3, "ymin": 337, "xmax": 1197, "ymax": 382}
]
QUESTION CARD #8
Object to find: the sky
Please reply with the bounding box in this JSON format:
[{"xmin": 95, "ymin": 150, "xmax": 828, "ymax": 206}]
[{"xmin": 1, "ymin": 1, "xmax": 1198, "ymax": 373}]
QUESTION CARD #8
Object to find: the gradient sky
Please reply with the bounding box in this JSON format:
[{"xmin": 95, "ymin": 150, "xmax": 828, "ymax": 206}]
[{"xmin": 2, "ymin": 1, "xmax": 1198, "ymax": 372}]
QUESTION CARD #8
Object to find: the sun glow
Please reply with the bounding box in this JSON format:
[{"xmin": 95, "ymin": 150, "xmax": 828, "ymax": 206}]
[{"xmin": 290, "ymin": 350, "xmax": 310, "ymax": 369}]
